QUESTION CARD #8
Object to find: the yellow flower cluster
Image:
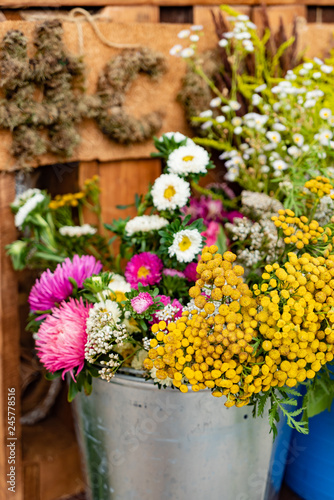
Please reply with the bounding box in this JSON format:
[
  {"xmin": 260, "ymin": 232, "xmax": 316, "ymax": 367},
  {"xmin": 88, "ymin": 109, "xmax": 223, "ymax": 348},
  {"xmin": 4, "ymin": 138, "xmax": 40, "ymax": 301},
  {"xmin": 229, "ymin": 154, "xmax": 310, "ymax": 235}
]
[
  {"xmin": 143, "ymin": 246, "xmax": 334, "ymax": 408},
  {"xmin": 304, "ymin": 176, "xmax": 334, "ymax": 199},
  {"xmin": 272, "ymin": 209, "xmax": 332, "ymax": 253},
  {"xmin": 254, "ymin": 252, "xmax": 334, "ymax": 387},
  {"xmin": 49, "ymin": 192, "xmax": 85, "ymax": 210}
]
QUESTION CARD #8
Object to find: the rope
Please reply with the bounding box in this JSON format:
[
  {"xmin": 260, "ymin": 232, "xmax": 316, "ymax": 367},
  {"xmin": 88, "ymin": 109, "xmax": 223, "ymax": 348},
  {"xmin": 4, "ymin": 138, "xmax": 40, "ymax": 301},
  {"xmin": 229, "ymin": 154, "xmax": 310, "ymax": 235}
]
[{"xmin": 20, "ymin": 7, "xmax": 141, "ymax": 55}]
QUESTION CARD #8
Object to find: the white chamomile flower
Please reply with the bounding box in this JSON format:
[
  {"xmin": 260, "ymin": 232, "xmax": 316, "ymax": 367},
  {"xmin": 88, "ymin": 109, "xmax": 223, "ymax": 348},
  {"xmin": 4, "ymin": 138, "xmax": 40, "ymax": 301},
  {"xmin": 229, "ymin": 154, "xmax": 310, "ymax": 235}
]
[
  {"xmin": 232, "ymin": 117, "xmax": 243, "ymax": 127},
  {"xmin": 329, "ymin": 117, "xmax": 334, "ymax": 127},
  {"xmin": 218, "ymin": 38, "xmax": 228, "ymax": 47},
  {"xmin": 151, "ymin": 174, "xmax": 190, "ymax": 211},
  {"xmin": 234, "ymin": 126, "xmax": 243, "ymax": 135},
  {"xmin": 190, "ymin": 34, "xmax": 199, "ymax": 42},
  {"xmin": 304, "ymin": 62, "xmax": 313, "ymax": 70},
  {"xmin": 201, "ymin": 121, "xmax": 213, "ymax": 130},
  {"xmin": 210, "ymin": 97, "xmax": 221, "ymax": 108},
  {"xmin": 313, "ymin": 72, "xmax": 322, "ymax": 79},
  {"xmin": 272, "ymin": 159, "xmax": 288, "ymax": 171},
  {"xmin": 243, "ymin": 41, "xmax": 254, "ymax": 52},
  {"xmin": 318, "ymin": 130, "xmax": 333, "ymax": 145},
  {"xmin": 252, "ymin": 94, "xmax": 262, "ymax": 105},
  {"xmin": 125, "ymin": 215, "xmax": 169, "ymax": 236},
  {"xmin": 288, "ymin": 146, "xmax": 301, "ymax": 158},
  {"xmin": 159, "ymin": 132, "xmax": 194, "ymax": 146},
  {"xmin": 273, "ymin": 102, "xmax": 281, "ymax": 112},
  {"xmin": 321, "ymin": 64, "xmax": 333, "ymax": 74},
  {"xmin": 59, "ymin": 224, "xmax": 97, "ymax": 237},
  {"xmin": 178, "ymin": 29, "xmax": 190, "ymax": 39},
  {"xmin": 180, "ymin": 48, "xmax": 195, "ymax": 58},
  {"xmin": 168, "ymin": 229, "xmax": 202, "ymax": 263},
  {"xmin": 299, "ymin": 68, "xmax": 308, "ymax": 76},
  {"xmin": 260, "ymin": 165, "xmax": 270, "ymax": 173},
  {"xmin": 302, "ymin": 144, "xmax": 310, "ymax": 153},
  {"xmin": 216, "ymin": 115, "xmax": 226, "ymax": 123},
  {"xmin": 224, "ymin": 32, "xmax": 234, "ymax": 39},
  {"xmin": 314, "ymin": 57, "xmax": 324, "ymax": 66},
  {"xmin": 320, "ymin": 108, "xmax": 332, "ymax": 120},
  {"xmin": 293, "ymin": 134, "xmax": 304, "ymax": 146},
  {"xmin": 191, "ymin": 25, "xmax": 203, "ymax": 31},
  {"xmin": 273, "ymin": 123, "xmax": 286, "ymax": 132},
  {"xmin": 304, "ymin": 99, "xmax": 316, "ymax": 109},
  {"xmin": 221, "ymin": 105, "xmax": 231, "ymax": 113},
  {"xmin": 169, "ymin": 44, "xmax": 183, "ymax": 56},
  {"xmin": 266, "ymin": 131, "xmax": 281, "ymax": 144},
  {"xmin": 199, "ymin": 109, "xmax": 213, "ymax": 117},
  {"xmin": 229, "ymin": 100, "xmax": 241, "ymax": 111},
  {"xmin": 225, "ymin": 166, "xmax": 239, "ymax": 182},
  {"xmin": 167, "ymin": 144, "xmax": 210, "ymax": 176},
  {"xmin": 255, "ymin": 84, "xmax": 267, "ymax": 93}
]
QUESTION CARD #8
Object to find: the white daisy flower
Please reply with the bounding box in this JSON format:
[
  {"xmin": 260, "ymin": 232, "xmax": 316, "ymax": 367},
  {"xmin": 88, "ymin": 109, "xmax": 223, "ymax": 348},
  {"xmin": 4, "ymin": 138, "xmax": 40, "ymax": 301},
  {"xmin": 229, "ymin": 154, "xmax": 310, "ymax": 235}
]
[
  {"xmin": 266, "ymin": 131, "xmax": 281, "ymax": 144},
  {"xmin": 304, "ymin": 62, "xmax": 313, "ymax": 70},
  {"xmin": 158, "ymin": 132, "xmax": 194, "ymax": 145},
  {"xmin": 225, "ymin": 167, "xmax": 239, "ymax": 181},
  {"xmin": 218, "ymin": 38, "xmax": 228, "ymax": 47},
  {"xmin": 293, "ymin": 133, "xmax": 304, "ymax": 146},
  {"xmin": 299, "ymin": 68, "xmax": 308, "ymax": 76},
  {"xmin": 210, "ymin": 97, "xmax": 221, "ymax": 108},
  {"xmin": 169, "ymin": 44, "xmax": 183, "ymax": 56},
  {"xmin": 329, "ymin": 117, "xmax": 334, "ymax": 127},
  {"xmin": 151, "ymin": 174, "xmax": 190, "ymax": 211},
  {"xmin": 178, "ymin": 29, "xmax": 190, "ymax": 39},
  {"xmin": 321, "ymin": 64, "xmax": 333, "ymax": 74},
  {"xmin": 313, "ymin": 72, "xmax": 322, "ymax": 79},
  {"xmin": 229, "ymin": 100, "xmax": 241, "ymax": 111},
  {"xmin": 224, "ymin": 32, "xmax": 234, "ymax": 39},
  {"xmin": 216, "ymin": 115, "xmax": 226, "ymax": 123},
  {"xmin": 320, "ymin": 108, "xmax": 332, "ymax": 120},
  {"xmin": 221, "ymin": 105, "xmax": 231, "ymax": 113},
  {"xmin": 108, "ymin": 275, "xmax": 131, "ymax": 295},
  {"xmin": 191, "ymin": 25, "xmax": 203, "ymax": 31},
  {"xmin": 180, "ymin": 48, "xmax": 195, "ymax": 58},
  {"xmin": 260, "ymin": 165, "xmax": 270, "ymax": 173},
  {"xmin": 255, "ymin": 84, "xmax": 267, "ymax": 92},
  {"xmin": 59, "ymin": 224, "xmax": 97, "ymax": 237},
  {"xmin": 287, "ymin": 146, "xmax": 301, "ymax": 157},
  {"xmin": 252, "ymin": 94, "xmax": 262, "ymax": 105},
  {"xmin": 314, "ymin": 57, "xmax": 324, "ymax": 66},
  {"xmin": 199, "ymin": 109, "xmax": 213, "ymax": 117},
  {"xmin": 273, "ymin": 123, "xmax": 286, "ymax": 132},
  {"xmin": 190, "ymin": 34, "xmax": 199, "ymax": 42},
  {"xmin": 234, "ymin": 126, "xmax": 243, "ymax": 135},
  {"xmin": 201, "ymin": 121, "xmax": 213, "ymax": 130},
  {"xmin": 272, "ymin": 159, "xmax": 288, "ymax": 171},
  {"xmin": 168, "ymin": 229, "xmax": 203, "ymax": 263},
  {"xmin": 304, "ymin": 99, "xmax": 316, "ymax": 109},
  {"xmin": 318, "ymin": 130, "xmax": 333, "ymax": 145},
  {"xmin": 232, "ymin": 117, "xmax": 243, "ymax": 127},
  {"xmin": 125, "ymin": 215, "xmax": 169, "ymax": 236},
  {"xmin": 167, "ymin": 144, "xmax": 210, "ymax": 176}
]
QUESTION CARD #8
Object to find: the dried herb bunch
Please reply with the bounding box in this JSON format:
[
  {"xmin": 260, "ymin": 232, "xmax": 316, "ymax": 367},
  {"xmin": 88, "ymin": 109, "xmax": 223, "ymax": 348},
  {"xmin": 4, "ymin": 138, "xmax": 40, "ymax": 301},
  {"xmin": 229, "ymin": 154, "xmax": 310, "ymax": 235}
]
[{"xmin": 0, "ymin": 21, "xmax": 167, "ymax": 167}]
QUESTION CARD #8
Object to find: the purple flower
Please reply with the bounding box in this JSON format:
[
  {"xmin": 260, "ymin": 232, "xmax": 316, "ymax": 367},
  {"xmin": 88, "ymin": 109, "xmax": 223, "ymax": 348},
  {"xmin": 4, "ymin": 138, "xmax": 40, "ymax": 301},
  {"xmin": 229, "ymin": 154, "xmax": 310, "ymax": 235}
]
[
  {"xmin": 125, "ymin": 252, "xmax": 163, "ymax": 289},
  {"xmin": 163, "ymin": 268, "xmax": 185, "ymax": 279},
  {"xmin": 131, "ymin": 292, "xmax": 154, "ymax": 314},
  {"xmin": 29, "ymin": 255, "xmax": 102, "ymax": 313},
  {"xmin": 183, "ymin": 262, "xmax": 198, "ymax": 282},
  {"xmin": 202, "ymin": 221, "xmax": 220, "ymax": 247}
]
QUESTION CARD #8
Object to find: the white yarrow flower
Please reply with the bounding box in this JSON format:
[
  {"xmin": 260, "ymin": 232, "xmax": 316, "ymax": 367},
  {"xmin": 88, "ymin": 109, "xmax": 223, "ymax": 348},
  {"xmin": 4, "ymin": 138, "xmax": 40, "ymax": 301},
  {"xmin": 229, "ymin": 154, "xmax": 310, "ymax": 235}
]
[
  {"xmin": 151, "ymin": 174, "xmax": 190, "ymax": 211},
  {"xmin": 167, "ymin": 144, "xmax": 210, "ymax": 175},
  {"xmin": 59, "ymin": 224, "xmax": 97, "ymax": 237},
  {"xmin": 125, "ymin": 215, "xmax": 169, "ymax": 236},
  {"xmin": 218, "ymin": 38, "xmax": 228, "ymax": 47},
  {"xmin": 216, "ymin": 115, "xmax": 226, "ymax": 123},
  {"xmin": 168, "ymin": 229, "xmax": 202, "ymax": 263},
  {"xmin": 14, "ymin": 192, "xmax": 45, "ymax": 229}
]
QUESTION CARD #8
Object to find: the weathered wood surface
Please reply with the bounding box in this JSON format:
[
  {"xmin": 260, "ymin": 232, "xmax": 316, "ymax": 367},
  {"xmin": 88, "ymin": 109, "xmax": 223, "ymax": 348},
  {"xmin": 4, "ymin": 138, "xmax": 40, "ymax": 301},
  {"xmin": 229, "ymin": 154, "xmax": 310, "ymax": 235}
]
[
  {"xmin": 0, "ymin": 20, "xmax": 209, "ymax": 171},
  {"xmin": 0, "ymin": 173, "xmax": 23, "ymax": 500},
  {"xmin": 296, "ymin": 22, "xmax": 334, "ymax": 58}
]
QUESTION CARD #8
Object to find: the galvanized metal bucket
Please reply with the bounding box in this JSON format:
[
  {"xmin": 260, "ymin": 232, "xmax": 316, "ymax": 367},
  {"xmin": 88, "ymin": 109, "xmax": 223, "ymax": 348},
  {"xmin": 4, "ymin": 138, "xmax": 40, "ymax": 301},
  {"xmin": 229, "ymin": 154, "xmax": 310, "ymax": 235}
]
[{"xmin": 73, "ymin": 374, "xmax": 278, "ymax": 500}]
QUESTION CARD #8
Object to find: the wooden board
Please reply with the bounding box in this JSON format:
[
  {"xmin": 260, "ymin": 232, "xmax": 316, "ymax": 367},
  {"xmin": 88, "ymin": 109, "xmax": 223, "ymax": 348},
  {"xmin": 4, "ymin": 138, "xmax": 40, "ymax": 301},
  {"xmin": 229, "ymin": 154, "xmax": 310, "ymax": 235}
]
[
  {"xmin": 252, "ymin": 5, "xmax": 307, "ymax": 37},
  {"xmin": 0, "ymin": 173, "xmax": 23, "ymax": 500},
  {"xmin": 1, "ymin": 0, "xmax": 334, "ymax": 6},
  {"xmin": 193, "ymin": 5, "xmax": 251, "ymax": 27},
  {"xmin": 296, "ymin": 22, "xmax": 334, "ymax": 58},
  {"xmin": 0, "ymin": 20, "xmax": 211, "ymax": 171}
]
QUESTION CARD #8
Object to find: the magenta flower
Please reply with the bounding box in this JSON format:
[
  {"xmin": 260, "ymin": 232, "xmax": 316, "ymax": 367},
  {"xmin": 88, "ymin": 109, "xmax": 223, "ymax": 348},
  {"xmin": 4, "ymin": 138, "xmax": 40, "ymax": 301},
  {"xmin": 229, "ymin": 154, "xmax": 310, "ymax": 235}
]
[
  {"xmin": 202, "ymin": 221, "xmax": 220, "ymax": 247},
  {"xmin": 35, "ymin": 298, "xmax": 92, "ymax": 380},
  {"xmin": 183, "ymin": 262, "xmax": 198, "ymax": 282},
  {"xmin": 125, "ymin": 252, "xmax": 163, "ymax": 289},
  {"xmin": 131, "ymin": 292, "xmax": 154, "ymax": 314},
  {"xmin": 150, "ymin": 295, "xmax": 183, "ymax": 324},
  {"xmin": 163, "ymin": 268, "xmax": 185, "ymax": 279},
  {"xmin": 29, "ymin": 255, "xmax": 102, "ymax": 313}
]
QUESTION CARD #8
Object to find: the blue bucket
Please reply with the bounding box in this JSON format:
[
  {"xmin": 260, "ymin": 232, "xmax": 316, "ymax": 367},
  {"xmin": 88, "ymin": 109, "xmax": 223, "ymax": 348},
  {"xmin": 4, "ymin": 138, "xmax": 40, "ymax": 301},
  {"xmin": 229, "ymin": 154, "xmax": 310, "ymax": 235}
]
[{"xmin": 284, "ymin": 403, "xmax": 334, "ymax": 500}]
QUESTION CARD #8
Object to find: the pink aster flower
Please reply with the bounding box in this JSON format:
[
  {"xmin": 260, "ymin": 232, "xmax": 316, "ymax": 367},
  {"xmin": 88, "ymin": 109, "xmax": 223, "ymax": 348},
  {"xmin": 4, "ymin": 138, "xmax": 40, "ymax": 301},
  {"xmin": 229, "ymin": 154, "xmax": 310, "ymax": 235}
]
[
  {"xmin": 150, "ymin": 295, "xmax": 183, "ymax": 324},
  {"xmin": 29, "ymin": 255, "xmax": 102, "ymax": 313},
  {"xmin": 163, "ymin": 268, "xmax": 185, "ymax": 279},
  {"xmin": 183, "ymin": 262, "xmax": 198, "ymax": 282},
  {"xmin": 35, "ymin": 298, "xmax": 92, "ymax": 380},
  {"xmin": 125, "ymin": 252, "xmax": 163, "ymax": 289},
  {"xmin": 131, "ymin": 292, "xmax": 154, "ymax": 314}
]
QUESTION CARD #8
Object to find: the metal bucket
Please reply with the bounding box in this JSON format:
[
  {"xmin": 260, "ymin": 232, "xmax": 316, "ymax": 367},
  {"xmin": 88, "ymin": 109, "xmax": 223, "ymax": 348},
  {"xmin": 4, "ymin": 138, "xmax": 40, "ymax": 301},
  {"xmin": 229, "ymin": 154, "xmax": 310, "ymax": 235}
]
[{"xmin": 73, "ymin": 374, "xmax": 276, "ymax": 500}]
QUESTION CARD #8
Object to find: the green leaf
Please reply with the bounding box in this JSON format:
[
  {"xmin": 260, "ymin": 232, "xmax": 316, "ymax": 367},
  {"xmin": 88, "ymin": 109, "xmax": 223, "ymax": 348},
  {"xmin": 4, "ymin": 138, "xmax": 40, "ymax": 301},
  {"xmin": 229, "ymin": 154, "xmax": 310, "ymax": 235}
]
[
  {"xmin": 45, "ymin": 370, "xmax": 62, "ymax": 380},
  {"xmin": 68, "ymin": 377, "xmax": 80, "ymax": 402}
]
